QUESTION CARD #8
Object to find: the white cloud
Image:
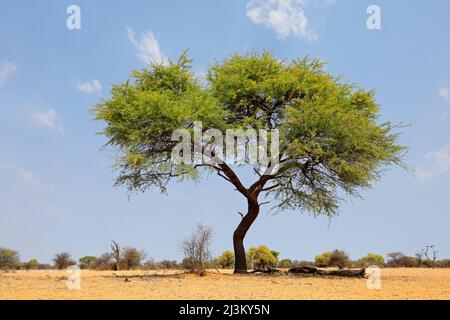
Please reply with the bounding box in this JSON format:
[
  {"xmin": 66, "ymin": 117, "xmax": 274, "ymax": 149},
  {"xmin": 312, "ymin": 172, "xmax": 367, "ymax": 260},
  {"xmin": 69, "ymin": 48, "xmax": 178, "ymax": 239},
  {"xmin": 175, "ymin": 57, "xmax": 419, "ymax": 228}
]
[
  {"xmin": 32, "ymin": 109, "xmax": 65, "ymax": 135},
  {"xmin": 415, "ymin": 144, "xmax": 450, "ymax": 181},
  {"xmin": 246, "ymin": 0, "xmax": 318, "ymax": 40},
  {"xmin": 438, "ymin": 86, "xmax": 450, "ymax": 102},
  {"xmin": 0, "ymin": 62, "xmax": 17, "ymax": 87},
  {"xmin": 17, "ymin": 168, "xmax": 40, "ymax": 187},
  {"xmin": 76, "ymin": 79, "xmax": 102, "ymax": 95},
  {"xmin": 127, "ymin": 27, "xmax": 167, "ymax": 65}
]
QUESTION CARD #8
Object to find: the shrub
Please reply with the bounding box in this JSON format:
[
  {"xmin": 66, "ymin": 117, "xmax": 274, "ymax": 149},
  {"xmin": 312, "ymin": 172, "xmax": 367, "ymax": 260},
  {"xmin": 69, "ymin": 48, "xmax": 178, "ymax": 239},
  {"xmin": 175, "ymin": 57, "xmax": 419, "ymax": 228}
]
[
  {"xmin": 93, "ymin": 253, "xmax": 114, "ymax": 270},
  {"xmin": 386, "ymin": 252, "xmax": 419, "ymax": 267},
  {"xmin": 278, "ymin": 259, "xmax": 293, "ymax": 269},
  {"xmin": 0, "ymin": 247, "xmax": 20, "ymax": 270},
  {"xmin": 314, "ymin": 252, "xmax": 331, "ymax": 267},
  {"xmin": 315, "ymin": 250, "xmax": 350, "ymax": 269},
  {"xmin": 157, "ymin": 260, "xmax": 179, "ymax": 269},
  {"xmin": 22, "ymin": 259, "xmax": 39, "ymax": 271},
  {"xmin": 328, "ymin": 250, "xmax": 350, "ymax": 269},
  {"xmin": 53, "ymin": 252, "xmax": 76, "ymax": 270},
  {"xmin": 438, "ymin": 259, "xmax": 450, "ymax": 268},
  {"xmin": 180, "ymin": 224, "xmax": 213, "ymax": 276},
  {"xmin": 121, "ymin": 247, "xmax": 146, "ymax": 270},
  {"xmin": 181, "ymin": 257, "xmax": 194, "ymax": 270},
  {"xmin": 246, "ymin": 246, "xmax": 277, "ymax": 270},
  {"xmin": 216, "ymin": 251, "xmax": 235, "ymax": 269},
  {"xmin": 79, "ymin": 256, "xmax": 97, "ymax": 269},
  {"xmin": 354, "ymin": 253, "xmax": 385, "ymax": 267}
]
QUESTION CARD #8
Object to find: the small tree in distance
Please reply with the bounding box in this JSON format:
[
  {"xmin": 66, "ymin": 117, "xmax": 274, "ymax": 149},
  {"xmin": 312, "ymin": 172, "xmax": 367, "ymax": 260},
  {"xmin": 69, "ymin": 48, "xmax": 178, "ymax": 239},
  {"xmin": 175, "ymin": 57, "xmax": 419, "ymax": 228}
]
[
  {"xmin": 53, "ymin": 252, "xmax": 76, "ymax": 270},
  {"xmin": 79, "ymin": 256, "xmax": 97, "ymax": 269},
  {"xmin": 121, "ymin": 247, "xmax": 146, "ymax": 270},
  {"xmin": 0, "ymin": 248, "xmax": 20, "ymax": 270},
  {"xmin": 23, "ymin": 259, "xmax": 39, "ymax": 271},
  {"xmin": 181, "ymin": 224, "xmax": 213, "ymax": 276}
]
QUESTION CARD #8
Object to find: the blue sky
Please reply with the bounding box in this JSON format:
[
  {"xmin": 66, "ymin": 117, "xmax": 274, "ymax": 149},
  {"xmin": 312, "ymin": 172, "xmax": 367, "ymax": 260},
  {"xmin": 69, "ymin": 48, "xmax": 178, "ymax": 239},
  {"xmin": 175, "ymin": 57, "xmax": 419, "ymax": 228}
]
[{"xmin": 0, "ymin": 0, "xmax": 449, "ymax": 264}]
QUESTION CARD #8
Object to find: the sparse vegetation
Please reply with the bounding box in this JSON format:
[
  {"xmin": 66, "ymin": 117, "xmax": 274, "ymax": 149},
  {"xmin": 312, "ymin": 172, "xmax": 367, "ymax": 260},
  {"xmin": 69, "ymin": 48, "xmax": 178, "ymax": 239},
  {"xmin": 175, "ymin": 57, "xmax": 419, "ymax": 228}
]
[
  {"xmin": 180, "ymin": 224, "xmax": 213, "ymax": 276},
  {"xmin": 121, "ymin": 247, "xmax": 146, "ymax": 270},
  {"xmin": 0, "ymin": 248, "xmax": 20, "ymax": 270},
  {"xmin": 22, "ymin": 259, "xmax": 39, "ymax": 271},
  {"xmin": 53, "ymin": 252, "xmax": 76, "ymax": 270}
]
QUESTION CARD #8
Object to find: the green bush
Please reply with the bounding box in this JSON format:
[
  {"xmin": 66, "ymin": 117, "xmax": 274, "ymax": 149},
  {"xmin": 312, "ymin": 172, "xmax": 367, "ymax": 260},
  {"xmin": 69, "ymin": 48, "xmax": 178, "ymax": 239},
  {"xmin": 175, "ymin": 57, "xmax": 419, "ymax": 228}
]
[
  {"xmin": 22, "ymin": 259, "xmax": 39, "ymax": 270},
  {"xmin": 247, "ymin": 246, "xmax": 277, "ymax": 270},
  {"xmin": 278, "ymin": 259, "xmax": 293, "ymax": 269},
  {"xmin": 0, "ymin": 248, "xmax": 20, "ymax": 270},
  {"xmin": 315, "ymin": 250, "xmax": 350, "ymax": 269},
  {"xmin": 314, "ymin": 252, "xmax": 331, "ymax": 267},
  {"xmin": 79, "ymin": 256, "xmax": 97, "ymax": 269},
  {"xmin": 355, "ymin": 253, "xmax": 385, "ymax": 267},
  {"xmin": 216, "ymin": 251, "xmax": 235, "ymax": 269}
]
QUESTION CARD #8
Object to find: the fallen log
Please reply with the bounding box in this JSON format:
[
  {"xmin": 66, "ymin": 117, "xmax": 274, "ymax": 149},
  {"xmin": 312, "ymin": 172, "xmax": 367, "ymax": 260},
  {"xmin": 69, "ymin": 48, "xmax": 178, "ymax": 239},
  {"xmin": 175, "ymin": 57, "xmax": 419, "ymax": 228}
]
[
  {"xmin": 288, "ymin": 266, "xmax": 365, "ymax": 278},
  {"xmin": 250, "ymin": 268, "xmax": 282, "ymax": 274}
]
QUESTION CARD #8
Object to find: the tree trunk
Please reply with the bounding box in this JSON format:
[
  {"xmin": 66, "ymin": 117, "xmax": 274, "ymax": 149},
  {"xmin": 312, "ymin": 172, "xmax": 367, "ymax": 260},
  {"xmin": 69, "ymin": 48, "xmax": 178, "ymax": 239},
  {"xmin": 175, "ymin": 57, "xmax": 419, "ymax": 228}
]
[{"xmin": 233, "ymin": 197, "xmax": 260, "ymax": 273}]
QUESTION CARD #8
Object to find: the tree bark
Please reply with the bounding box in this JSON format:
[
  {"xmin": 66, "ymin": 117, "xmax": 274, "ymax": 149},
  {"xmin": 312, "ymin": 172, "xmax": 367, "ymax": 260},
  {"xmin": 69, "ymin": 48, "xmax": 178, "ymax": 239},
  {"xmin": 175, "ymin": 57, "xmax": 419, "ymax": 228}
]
[{"xmin": 233, "ymin": 197, "xmax": 260, "ymax": 273}]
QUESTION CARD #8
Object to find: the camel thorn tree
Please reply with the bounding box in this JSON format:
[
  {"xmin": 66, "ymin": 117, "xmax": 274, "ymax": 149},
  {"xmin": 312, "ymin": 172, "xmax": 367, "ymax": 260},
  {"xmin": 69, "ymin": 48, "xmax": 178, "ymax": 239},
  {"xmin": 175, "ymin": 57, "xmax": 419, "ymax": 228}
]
[{"xmin": 94, "ymin": 51, "xmax": 406, "ymax": 273}]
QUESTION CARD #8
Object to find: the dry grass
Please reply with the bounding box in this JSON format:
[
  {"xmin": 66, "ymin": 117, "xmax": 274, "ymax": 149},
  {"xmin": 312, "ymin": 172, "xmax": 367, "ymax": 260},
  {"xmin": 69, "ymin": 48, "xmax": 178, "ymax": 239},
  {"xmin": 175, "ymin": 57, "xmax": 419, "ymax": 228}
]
[{"xmin": 1, "ymin": 268, "xmax": 449, "ymax": 300}]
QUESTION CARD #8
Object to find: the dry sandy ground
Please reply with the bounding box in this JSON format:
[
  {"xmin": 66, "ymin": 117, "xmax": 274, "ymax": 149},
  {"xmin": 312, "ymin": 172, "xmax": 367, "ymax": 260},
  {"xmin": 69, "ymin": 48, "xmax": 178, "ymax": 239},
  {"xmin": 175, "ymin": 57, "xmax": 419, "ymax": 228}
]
[{"xmin": 0, "ymin": 268, "xmax": 449, "ymax": 300}]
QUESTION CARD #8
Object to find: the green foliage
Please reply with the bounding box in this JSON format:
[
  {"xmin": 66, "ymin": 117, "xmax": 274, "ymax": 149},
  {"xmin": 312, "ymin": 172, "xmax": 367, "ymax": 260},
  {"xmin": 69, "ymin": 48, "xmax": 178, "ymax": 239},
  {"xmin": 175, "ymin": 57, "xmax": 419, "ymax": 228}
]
[
  {"xmin": 314, "ymin": 252, "xmax": 331, "ymax": 267},
  {"xmin": 79, "ymin": 256, "xmax": 97, "ymax": 269},
  {"xmin": 315, "ymin": 250, "xmax": 350, "ymax": 268},
  {"xmin": 0, "ymin": 248, "xmax": 20, "ymax": 269},
  {"xmin": 94, "ymin": 50, "xmax": 405, "ymax": 219},
  {"xmin": 23, "ymin": 259, "xmax": 39, "ymax": 270},
  {"xmin": 278, "ymin": 258, "xmax": 293, "ymax": 269},
  {"xmin": 181, "ymin": 257, "xmax": 194, "ymax": 270},
  {"xmin": 216, "ymin": 251, "xmax": 235, "ymax": 269},
  {"xmin": 247, "ymin": 246, "xmax": 278, "ymax": 270},
  {"xmin": 355, "ymin": 253, "xmax": 385, "ymax": 267},
  {"xmin": 270, "ymin": 250, "xmax": 280, "ymax": 260}
]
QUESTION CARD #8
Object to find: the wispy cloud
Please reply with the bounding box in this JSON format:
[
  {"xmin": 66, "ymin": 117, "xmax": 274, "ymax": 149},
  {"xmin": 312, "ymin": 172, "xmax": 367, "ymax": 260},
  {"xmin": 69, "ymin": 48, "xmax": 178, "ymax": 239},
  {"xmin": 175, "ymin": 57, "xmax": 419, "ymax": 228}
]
[
  {"xmin": 32, "ymin": 109, "xmax": 65, "ymax": 135},
  {"xmin": 246, "ymin": 0, "xmax": 332, "ymax": 40},
  {"xmin": 438, "ymin": 86, "xmax": 450, "ymax": 102},
  {"xmin": 17, "ymin": 168, "xmax": 41, "ymax": 187},
  {"xmin": 0, "ymin": 162, "xmax": 42, "ymax": 188},
  {"xmin": 76, "ymin": 79, "xmax": 102, "ymax": 95},
  {"xmin": 0, "ymin": 62, "xmax": 17, "ymax": 87},
  {"xmin": 415, "ymin": 144, "xmax": 450, "ymax": 181},
  {"xmin": 127, "ymin": 27, "xmax": 167, "ymax": 65}
]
